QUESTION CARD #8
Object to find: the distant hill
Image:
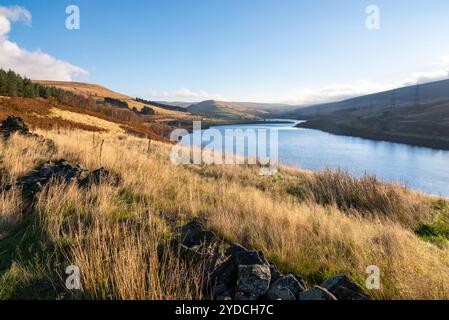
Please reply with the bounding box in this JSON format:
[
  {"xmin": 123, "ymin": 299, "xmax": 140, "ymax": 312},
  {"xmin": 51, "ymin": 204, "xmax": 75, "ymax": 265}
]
[
  {"xmin": 291, "ymin": 78, "xmax": 449, "ymax": 149},
  {"xmin": 187, "ymin": 100, "xmax": 293, "ymax": 119},
  {"xmin": 288, "ymin": 78, "xmax": 449, "ymax": 118}
]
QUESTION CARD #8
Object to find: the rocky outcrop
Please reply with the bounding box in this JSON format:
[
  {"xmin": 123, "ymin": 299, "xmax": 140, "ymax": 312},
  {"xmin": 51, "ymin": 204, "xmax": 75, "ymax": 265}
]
[
  {"xmin": 237, "ymin": 264, "xmax": 271, "ymax": 299},
  {"xmin": 1, "ymin": 116, "xmax": 30, "ymax": 139},
  {"xmin": 16, "ymin": 159, "xmax": 122, "ymax": 203},
  {"xmin": 1, "ymin": 116, "xmax": 56, "ymax": 152},
  {"xmin": 267, "ymin": 274, "xmax": 305, "ymax": 300},
  {"xmin": 299, "ymin": 286, "xmax": 337, "ymax": 300},
  {"xmin": 321, "ymin": 275, "xmax": 371, "ymax": 300},
  {"xmin": 174, "ymin": 219, "xmax": 372, "ymax": 301}
]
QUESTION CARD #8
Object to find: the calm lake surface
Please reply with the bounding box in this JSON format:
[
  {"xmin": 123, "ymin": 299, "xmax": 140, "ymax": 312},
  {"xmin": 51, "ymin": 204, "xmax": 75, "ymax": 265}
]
[{"xmin": 181, "ymin": 120, "xmax": 449, "ymax": 197}]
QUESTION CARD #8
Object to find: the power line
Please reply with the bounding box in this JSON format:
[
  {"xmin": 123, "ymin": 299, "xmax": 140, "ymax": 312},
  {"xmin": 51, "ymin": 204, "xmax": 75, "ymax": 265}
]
[
  {"xmin": 414, "ymin": 82, "xmax": 420, "ymax": 107},
  {"xmin": 391, "ymin": 89, "xmax": 396, "ymax": 108}
]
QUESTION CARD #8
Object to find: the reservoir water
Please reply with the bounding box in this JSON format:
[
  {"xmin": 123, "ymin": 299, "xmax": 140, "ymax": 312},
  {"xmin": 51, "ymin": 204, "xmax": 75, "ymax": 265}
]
[{"xmin": 181, "ymin": 120, "xmax": 449, "ymax": 197}]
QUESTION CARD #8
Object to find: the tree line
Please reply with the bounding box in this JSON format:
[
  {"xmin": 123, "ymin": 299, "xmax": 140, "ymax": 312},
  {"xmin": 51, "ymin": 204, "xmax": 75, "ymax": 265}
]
[
  {"xmin": 0, "ymin": 69, "xmax": 62, "ymax": 99},
  {"xmin": 0, "ymin": 68, "xmax": 149, "ymax": 125},
  {"xmin": 136, "ymin": 97, "xmax": 187, "ymax": 113}
]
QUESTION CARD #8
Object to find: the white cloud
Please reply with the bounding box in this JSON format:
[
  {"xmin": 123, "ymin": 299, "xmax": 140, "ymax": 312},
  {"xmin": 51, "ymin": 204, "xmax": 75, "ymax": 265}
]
[
  {"xmin": 150, "ymin": 88, "xmax": 225, "ymax": 102},
  {"xmin": 288, "ymin": 55, "xmax": 449, "ymax": 105},
  {"xmin": 0, "ymin": 5, "xmax": 88, "ymax": 81}
]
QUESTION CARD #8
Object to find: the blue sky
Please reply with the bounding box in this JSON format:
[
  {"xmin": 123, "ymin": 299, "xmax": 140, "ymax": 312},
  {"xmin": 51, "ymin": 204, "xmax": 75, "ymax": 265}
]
[{"xmin": 1, "ymin": 0, "xmax": 449, "ymax": 104}]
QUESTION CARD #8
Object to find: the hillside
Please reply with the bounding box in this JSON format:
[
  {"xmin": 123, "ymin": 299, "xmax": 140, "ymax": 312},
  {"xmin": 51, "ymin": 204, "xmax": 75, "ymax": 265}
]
[
  {"xmin": 1, "ymin": 115, "xmax": 449, "ymax": 300},
  {"xmin": 187, "ymin": 100, "xmax": 293, "ymax": 119},
  {"xmin": 1, "ymin": 71, "xmax": 448, "ymax": 301},
  {"xmin": 288, "ymin": 78, "xmax": 449, "ymax": 118},
  {"xmin": 35, "ymin": 80, "xmax": 187, "ymax": 117},
  {"xmin": 290, "ymin": 79, "xmax": 449, "ymax": 149}
]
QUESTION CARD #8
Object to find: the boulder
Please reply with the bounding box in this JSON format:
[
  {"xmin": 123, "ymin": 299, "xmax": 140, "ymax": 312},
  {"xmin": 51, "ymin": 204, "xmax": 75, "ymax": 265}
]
[
  {"xmin": 177, "ymin": 219, "xmax": 217, "ymax": 247},
  {"xmin": 321, "ymin": 275, "xmax": 371, "ymax": 300},
  {"xmin": 267, "ymin": 274, "xmax": 305, "ymax": 300},
  {"xmin": 225, "ymin": 244, "xmax": 248, "ymax": 257},
  {"xmin": 16, "ymin": 159, "xmax": 122, "ymax": 202},
  {"xmin": 267, "ymin": 287, "xmax": 295, "ymax": 300},
  {"xmin": 269, "ymin": 265, "xmax": 283, "ymax": 284},
  {"xmin": 299, "ymin": 286, "xmax": 337, "ymax": 300},
  {"xmin": 210, "ymin": 256, "xmax": 238, "ymax": 289},
  {"xmin": 237, "ymin": 264, "xmax": 271, "ymax": 298},
  {"xmin": 236, "ymin": 250, "xmax": 268, "ymax": 266},
  {"xmin": 211, "ymin": 283, "xmax": 228, "ymax": 298},
  {"xmin": 79, "ymin": 167, "xmax": 122, "ymax": 188}
]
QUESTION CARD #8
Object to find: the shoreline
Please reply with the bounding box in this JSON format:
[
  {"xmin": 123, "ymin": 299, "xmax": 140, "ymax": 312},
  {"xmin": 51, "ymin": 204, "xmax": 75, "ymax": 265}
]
[
  {"xmin": 181, "ymin": 119, "xmax": 296, "ymax": 133},
  {"xmin": 296, "ymin": 120, "xmax": 449, "ymax": 151}
]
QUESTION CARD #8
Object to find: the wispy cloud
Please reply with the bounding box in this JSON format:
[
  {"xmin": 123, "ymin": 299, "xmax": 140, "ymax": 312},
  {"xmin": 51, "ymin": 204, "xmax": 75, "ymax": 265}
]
[
  {"xmin": 0, "ymin": 5, "xmax": 88, "ymax": 81},
  {"xmin": 287, "ymin": 55, "xmax": 449, "ymax": 105},
  {"xmin": 149, "ymin": 88, "xmax": 225, "ymax": 102}
]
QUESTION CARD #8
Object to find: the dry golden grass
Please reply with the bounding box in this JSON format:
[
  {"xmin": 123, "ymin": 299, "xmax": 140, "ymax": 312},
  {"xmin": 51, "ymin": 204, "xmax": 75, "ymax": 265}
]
[
  {"xmin": 34, "ymin": 80, "xmax": 185, "ymax": 116},
  {"xmin": 1, "ymin": 129, "xmax": 448, "ymax": 300},
  {"xmin": 49, "ymin": 108, "xmax": 124, "ymax": 134},
  {"xmin": 0, "ymin": 189, "xmax": 22, "ymax": 241}
]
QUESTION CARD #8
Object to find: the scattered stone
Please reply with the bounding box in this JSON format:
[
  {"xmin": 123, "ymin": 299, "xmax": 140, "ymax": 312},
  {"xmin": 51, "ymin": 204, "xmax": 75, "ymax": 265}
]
[
  {"xmin": 299, "ymin": 286, "xmax": 337, "ymax": 300},
  {"xmin": 177, "ymin": 219, "xmax": 217, "ymax": 247},
  {"xmin": 179, "ymin": 244, "xmax": 205, "ymax": 262},
  {"xmin": 16, "ymin": 159, "xmax": 122, "ymax": 202},
  {"xmin": 269, "ymin": 265, "xmax": 283, "ymax": 284},
  {"xmin": 236, "ymin": 250, "xmax": 268, "ymax": 266},
  {"xmin": 321, "ymin": 275, "xmax": 371, "ymax": 300},
  {"xmin": 1, "ymin": 116, "xmax": 57, "ymax": 152},
  {"xmin": 237, "ymin": 264, "xmax": 271, "ymax": 298},
  {"xmin": 267, "ymin": 274, "xmax": 305, "ymax": 300},
  {"xmin": 173, "ymin": 220, "xmax": 366, "ymax": 302},
  {"xmin": 210, "ymin": 256, "xmax": 238, "ymax": 289},
  {"xmin": 293, "ymin": 274, "xmax": 307, "ymax": 290},
  {"xmin": 267, "ymin": 287, "xmax": 295, "ymax": 300},
  {"xmin": 225, "ymin": 244, "xmax": 248, "ymax": 257},
  {"xmin": 79, "ymin": 167, "xmax": 122, "ymax": 187},
  {"xmin": 1, "ymin": 116, "xmax": 29, "ymax": 139}
]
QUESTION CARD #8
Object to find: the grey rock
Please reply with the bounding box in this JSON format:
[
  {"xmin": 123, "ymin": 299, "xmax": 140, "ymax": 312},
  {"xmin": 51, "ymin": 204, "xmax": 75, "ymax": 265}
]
[
  {"xmin": 267, "ymin": 287, "xmax": 296, "ymax": 300},
  {"xmin": 211, "ymin": 256, "xmax": 238, "ymax": 289},
  {"xmin": 299, "ymin": 286, "xmax": 337, "ymax": 300},
  {"xmin": 16, "ymin": 159, "xmax": 122, "ymax": 203},
  {"xmin": 237, "ymin": 264, "xmax": 271, "ymax": 297},
  {"xmin": 216, "ymin": 293, "xmax": 232, "ymax": 301},
  {"xmin": 177, "ymin": 219, "xmax": 217, "ymax": 247},
  {"xmin": 79, "ymin": 167, "xmax": 122, "ymax": 187},
  {"xmin": 225, "ymin": 244, "xmax": 248, "ymax": 257},
  {"xmin": 267, "ymin": 274, "xmax": 305, "ymax": 300},
  {"xmin": 321, "ymin": 275, "xmax": 371, "ymax": 300},
  {"xmin": 234, "ymin": 292, "xmax": 257, "ymax": 301},
  {"xmin": 1, "ymin": 116, "xmax": 29, "ymax": 138},
  {"xmin": 269, "ymin": 265, "xmax": 283, "ymax": 283},
  {"xmin": 212, "ymin": 283, "xmax": 228, "ymax": 297},
  {"xmin": 293, "ymin": 274, "xmax": 307, "ymax": 289},
  {"xmin": 236, "ymin": 250, "xmax": 268, "ymax": 266}
]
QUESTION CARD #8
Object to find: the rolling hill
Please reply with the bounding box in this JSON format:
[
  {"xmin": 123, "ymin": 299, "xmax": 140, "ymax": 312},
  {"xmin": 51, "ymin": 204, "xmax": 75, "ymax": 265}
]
[
  {"xmin": 288, "ymin": 78, "xmax": 449, "ymax": 118},
  {"xmin": 290, "ymin": 78, "xmax": 449, "ymax": 149},
  {"xmin": 187, "ymin": 100, "xmax": 293, "ymax": 119}
]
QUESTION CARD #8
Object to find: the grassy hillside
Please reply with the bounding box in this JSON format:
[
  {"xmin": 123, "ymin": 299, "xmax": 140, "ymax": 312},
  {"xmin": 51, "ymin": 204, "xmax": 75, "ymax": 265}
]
[
  {"xmin": 187, "ymin": 100, "xmax": 294, "ymax": 119},
  {"xmin": 0, "ymin": 120, "xmax": 448, "ymax": 299},
  {"xmin": 35, "ymin": 80, "xmax": 187, "ymax": 116}
]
